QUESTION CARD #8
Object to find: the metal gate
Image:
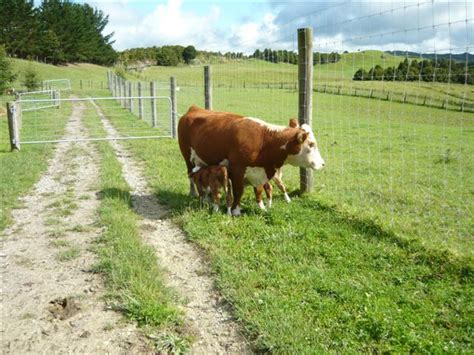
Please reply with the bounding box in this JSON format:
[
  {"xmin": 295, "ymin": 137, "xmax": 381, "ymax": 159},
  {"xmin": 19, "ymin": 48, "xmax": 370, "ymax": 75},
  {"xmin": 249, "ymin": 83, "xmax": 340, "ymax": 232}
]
[{"xmin": 6, "ymin": 96, "xmax": 176, "ymax": 150}]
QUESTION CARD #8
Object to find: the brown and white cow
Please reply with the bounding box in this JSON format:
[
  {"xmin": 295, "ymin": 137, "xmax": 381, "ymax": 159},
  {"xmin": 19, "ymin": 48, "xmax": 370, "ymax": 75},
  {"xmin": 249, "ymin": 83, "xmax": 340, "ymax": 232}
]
[{"xmin": 178, "ymin": 105, "xmax": 325, "ymax": 216}]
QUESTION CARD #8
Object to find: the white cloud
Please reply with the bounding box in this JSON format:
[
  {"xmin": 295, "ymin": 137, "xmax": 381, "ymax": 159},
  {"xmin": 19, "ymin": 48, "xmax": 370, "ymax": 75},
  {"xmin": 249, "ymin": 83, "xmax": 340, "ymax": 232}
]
[
  {"xmin": 95, "ymin": 0, "xmax": 223, "ymax": 51},
  {"xmin": 228, "ymin": 13, "xmax": 281, "ymax": 53},
  {"xmin": 92, "ymin": 0, "xmax": 472, "ymax": 54}
]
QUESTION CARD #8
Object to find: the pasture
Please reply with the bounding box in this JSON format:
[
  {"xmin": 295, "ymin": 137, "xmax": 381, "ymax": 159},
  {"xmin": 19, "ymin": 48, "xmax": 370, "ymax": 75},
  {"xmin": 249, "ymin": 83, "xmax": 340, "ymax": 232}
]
[{"xmin": 1, "ymin": 57, "xmax": 473, "ymax": 352}]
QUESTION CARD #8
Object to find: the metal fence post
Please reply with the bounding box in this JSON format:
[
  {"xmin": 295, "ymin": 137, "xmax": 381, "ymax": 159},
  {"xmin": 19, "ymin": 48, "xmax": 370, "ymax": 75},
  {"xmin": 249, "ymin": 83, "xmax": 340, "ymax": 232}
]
[
  {"xmin": 138, "ymin": 82, "xmax": 144, "ymax": 119},
  {"xmin": 298, "ymin": 27, "xmax": 313, "ymax": 193},
  {"xmin": 7, "ymin": 102, "xmax": 20, "ymax": 151},
  {"xmin": 170, "ymin": 76, "xmax": 177, "ymax": 138},
  {"xmin": 204, "ymin": 65, "xmax": 212, "ymax": 110},
  {"xmin": 150, "ymin": 81, "xmax": 157, "ymax": 127},
  {"xmin": 128, "ymin": 81, "xmax": 133, "ymax": 112}
]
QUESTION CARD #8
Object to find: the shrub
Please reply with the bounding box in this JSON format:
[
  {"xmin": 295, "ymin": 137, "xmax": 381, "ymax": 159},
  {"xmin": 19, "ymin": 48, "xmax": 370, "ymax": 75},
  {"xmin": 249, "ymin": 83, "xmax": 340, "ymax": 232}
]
[{"xmin": 22, "ymin": 65, "xmax": 41, "ymax": 90}]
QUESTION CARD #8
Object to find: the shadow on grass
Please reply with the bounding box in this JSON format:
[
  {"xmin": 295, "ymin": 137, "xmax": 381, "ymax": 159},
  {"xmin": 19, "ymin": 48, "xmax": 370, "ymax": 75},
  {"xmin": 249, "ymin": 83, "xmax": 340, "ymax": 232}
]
[{"xmin": 98, "ymin": 185, "xmax": 472, "ymax": 283}]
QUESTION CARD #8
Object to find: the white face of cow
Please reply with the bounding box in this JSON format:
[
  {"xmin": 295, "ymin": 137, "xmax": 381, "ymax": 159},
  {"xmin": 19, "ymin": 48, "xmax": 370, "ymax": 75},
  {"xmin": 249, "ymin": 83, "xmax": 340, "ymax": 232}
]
[{"xmin": 285, "ymin": 124, "xmax": 325, "ymax": 170}]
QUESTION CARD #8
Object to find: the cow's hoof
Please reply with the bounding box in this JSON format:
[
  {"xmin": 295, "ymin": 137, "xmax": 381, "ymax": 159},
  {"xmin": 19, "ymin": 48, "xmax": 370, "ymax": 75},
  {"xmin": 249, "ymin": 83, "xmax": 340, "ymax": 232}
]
[
  {"xmin": 258, "ymin": 201, "xmax": 266, "ymax": 211},
  {"xmin": 231, "ymin": 206, "xmax": 241, "ymax": 217},
  {"xmin": 284, "ymin": 193, "xmax": 291, "ymax": 203}
]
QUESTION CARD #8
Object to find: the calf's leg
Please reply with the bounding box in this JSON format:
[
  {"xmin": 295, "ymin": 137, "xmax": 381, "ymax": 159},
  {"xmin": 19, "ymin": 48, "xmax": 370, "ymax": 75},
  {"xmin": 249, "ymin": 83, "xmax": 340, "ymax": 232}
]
[
  {"xmin": 273, "ymin": 172, "xmax": 290, "ymax": 203},
  {"xmin": 263, "ymin": 182, "xmax": 273, "ymax": 208},
  {"xmin": 230, "ymin": 167, "xmax": 245, "ymax": 216},
  {"xmin": 254, "ymin": 186, "xmax": 266, "ymax": 210}
]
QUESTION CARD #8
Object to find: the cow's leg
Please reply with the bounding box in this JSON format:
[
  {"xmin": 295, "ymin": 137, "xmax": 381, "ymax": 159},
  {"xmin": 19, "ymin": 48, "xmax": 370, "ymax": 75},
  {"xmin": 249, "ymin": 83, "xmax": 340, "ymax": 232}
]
[
  {"xmin": 230, "ymin": 167, "xmax": 245, "ymax": 216},
  {"xmin": 263, "ymin": 182, "xmax": 273, "ymax": 208},
  {"xmin": 225, "ymin": 179, "xmax": 233, "ymax": 216},
  {"xmin": 273, "ymin": 172, "xmax": 291, "ymax": 203},
  {"xmin": 185, "ymin": 161, "xmax": 198, "ymax": 197},
  {"xmin": 254, "ymin": 186, "xmax": 266, "ymax": 211}
]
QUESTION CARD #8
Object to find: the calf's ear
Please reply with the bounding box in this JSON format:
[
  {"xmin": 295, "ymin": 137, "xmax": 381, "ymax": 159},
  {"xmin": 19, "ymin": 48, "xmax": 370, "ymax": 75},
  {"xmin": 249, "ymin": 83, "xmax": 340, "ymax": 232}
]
[{"xmin": 288, "ymin": 118, "xmax": 299, "ymax": 128}]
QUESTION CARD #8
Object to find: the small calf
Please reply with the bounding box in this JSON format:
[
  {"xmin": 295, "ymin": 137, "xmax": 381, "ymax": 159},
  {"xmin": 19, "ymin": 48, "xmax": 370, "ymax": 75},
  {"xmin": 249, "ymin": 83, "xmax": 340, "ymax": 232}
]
[
  {"xmin": 253, "ymin": 168, "xmax": 291, "ymax": 211},
  {"xmin": 189, "ymin": 162, "xmax": 232, "ymax": 215}
]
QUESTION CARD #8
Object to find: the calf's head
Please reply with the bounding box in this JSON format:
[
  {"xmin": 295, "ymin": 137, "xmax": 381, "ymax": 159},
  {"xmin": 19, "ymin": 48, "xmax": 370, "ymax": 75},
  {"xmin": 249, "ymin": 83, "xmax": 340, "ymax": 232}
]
[{"xmin": 284, "ymin": 121, "xmax": 325, "ymax": 170}]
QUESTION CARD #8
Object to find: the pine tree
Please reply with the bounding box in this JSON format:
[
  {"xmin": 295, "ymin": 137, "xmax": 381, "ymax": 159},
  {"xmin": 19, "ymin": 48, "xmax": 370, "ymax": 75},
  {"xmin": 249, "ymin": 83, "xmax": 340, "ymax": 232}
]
[{"xmin": 0, "ymin": 45, "xmax": 17, "ymax": 93}]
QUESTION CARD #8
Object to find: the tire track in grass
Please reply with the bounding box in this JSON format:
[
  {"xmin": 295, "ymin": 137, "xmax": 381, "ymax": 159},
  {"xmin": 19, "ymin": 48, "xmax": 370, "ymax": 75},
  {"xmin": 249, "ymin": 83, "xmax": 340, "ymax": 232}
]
[
  {"xmin": 0, "ymin": 101, "xmax": 151, "ymax": 353},
  {"xmin": 91, "ymin": 101, "xmax": 250, "ymax": 353}
]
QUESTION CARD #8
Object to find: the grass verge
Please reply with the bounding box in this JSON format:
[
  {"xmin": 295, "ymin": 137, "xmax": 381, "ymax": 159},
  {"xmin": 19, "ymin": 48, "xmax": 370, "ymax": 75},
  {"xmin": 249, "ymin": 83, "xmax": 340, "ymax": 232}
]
[{"xmin": 82, "ymin": 102, "xmax": 189, "ymax": 352}]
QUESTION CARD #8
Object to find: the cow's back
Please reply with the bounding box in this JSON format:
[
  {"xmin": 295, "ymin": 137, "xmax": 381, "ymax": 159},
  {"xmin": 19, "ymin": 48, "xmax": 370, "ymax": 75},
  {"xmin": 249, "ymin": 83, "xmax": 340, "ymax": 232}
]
[{"xmin": 178, "ymin": 106, "xmax": 264, "ymax": 167}]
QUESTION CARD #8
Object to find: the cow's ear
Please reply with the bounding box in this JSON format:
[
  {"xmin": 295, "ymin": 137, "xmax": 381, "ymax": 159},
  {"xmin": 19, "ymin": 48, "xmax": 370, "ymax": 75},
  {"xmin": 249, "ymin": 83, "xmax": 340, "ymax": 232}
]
[
  {"xmin": 297, "ymin": 131, "xmax": 308, "ymax": 144},
  {"xmin": 289, "ymin": 118, "xmax": 299, "ymax": 128}
]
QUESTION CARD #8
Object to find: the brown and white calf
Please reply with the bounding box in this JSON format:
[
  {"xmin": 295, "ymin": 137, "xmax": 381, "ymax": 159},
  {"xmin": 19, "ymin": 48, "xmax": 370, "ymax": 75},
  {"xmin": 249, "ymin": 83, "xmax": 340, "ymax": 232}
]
[
  {"xmin": 178, "ymin": 105, "xmax": 325, "ymax": 216},
  {"xmin": 189, "ymin": 161, "xmax": 233, "ymax": 214},
  {"xmin": 253, "ymin": 168, "xmax": 291, "ymax": 210}
]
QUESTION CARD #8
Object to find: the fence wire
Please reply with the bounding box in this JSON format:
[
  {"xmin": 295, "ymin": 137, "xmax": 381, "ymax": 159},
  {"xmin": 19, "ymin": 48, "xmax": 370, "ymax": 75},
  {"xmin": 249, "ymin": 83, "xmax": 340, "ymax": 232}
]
[{"xmin": 201, "ymin": 0, "xmax": 472, "ymax": 254}]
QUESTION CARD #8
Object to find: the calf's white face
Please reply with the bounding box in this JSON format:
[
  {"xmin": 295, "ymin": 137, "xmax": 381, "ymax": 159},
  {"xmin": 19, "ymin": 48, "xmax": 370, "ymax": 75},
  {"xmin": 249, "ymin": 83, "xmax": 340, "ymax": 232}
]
[{"xmin": 285, "ymin": 124, "xmax": 325, "ymax": 170}]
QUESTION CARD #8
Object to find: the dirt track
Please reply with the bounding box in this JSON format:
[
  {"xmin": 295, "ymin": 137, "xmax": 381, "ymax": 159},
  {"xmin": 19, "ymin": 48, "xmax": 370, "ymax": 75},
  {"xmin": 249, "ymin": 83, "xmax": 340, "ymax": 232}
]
[{"xmin": 1, "ymin": 101, "xmax": 249, "ymax": 353}]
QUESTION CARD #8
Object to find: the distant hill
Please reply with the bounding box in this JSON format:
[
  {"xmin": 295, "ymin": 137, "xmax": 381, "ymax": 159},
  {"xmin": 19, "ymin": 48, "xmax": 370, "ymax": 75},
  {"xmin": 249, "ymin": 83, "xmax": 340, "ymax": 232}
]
[{"xmin": 385, "ymin": 51, "xmax": 473, "ymax": 65}]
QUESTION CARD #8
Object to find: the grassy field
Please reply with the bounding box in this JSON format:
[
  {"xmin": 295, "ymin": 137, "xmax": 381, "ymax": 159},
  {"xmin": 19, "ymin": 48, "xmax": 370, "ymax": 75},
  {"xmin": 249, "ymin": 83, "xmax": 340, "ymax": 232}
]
[
  {"xmin": 1, "ymin": 57, "xmax": 473, "ymax": 351},
  {"xmin": 96, "ymin": 95, "xmax": 473, "ymax": 352},
  {"xmin": 130, "ymin": 50, "xmax": 473, "ymax": 106}
]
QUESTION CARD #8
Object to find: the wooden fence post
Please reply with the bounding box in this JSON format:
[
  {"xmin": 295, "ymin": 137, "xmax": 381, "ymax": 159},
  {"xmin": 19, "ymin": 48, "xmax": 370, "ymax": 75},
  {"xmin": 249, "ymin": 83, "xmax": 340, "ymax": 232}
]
[
  {"xmin": 7, "ymin": 102, "xmax": 20, "ymax": 151},
  {"xmin": 122, "ymin": 79, "xmax": 127, "ymax": 108},
  {"xmin": 128, "ymin": 81, "xmax": 133, "ymax": 112},
  {"xmin": 204, "ymin": 65, "xmax": 212, "ymax": 110},
  {"xmin": 298, "ymin": 27, "xmax": 313, "ymax": 193},
  {"xmin": 170, "ymin": 76, "xmax": 177, "ymax": 138},
  {"xmin": 118, "ymin": 77, "xmax": 122, "ymax": 101},
  {"xmin": 150, "ymin": 81, "xmax": 157, "ymax": 127},
  {"xmin": 138, "ymin": 82, "xmax": 144, "ymax": 119}
]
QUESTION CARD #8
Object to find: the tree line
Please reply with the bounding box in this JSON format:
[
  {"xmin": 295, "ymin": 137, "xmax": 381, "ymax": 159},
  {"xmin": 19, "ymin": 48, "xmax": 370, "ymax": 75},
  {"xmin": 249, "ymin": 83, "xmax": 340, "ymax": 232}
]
[
  {"xmin": 0, "ymin": 0, "xmax": 117, "ymax": 66},
  {"xmin": 251, "ymin": 49, "xmax": 341, "ymax": 65},
  {"xmin": 353, "ymin": 58, "xmax": 473, "ymax": 85},
  {"xmin": 119, "ymin": 46, "xmax": 250, "ymax": 67}
]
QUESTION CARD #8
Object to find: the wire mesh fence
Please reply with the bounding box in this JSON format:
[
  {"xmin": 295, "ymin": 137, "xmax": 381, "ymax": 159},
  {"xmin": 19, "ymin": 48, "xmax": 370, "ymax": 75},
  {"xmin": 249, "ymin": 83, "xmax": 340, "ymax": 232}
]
[{"xmin": 160, "ymin": 1, "xmax": 472, "ymax": 253}]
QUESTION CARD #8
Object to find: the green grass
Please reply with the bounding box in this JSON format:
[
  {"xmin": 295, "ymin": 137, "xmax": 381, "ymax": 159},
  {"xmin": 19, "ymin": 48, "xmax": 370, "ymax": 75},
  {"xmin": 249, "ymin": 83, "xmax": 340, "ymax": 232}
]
[
  {"xmin": 81, "ymin": 103, "xmax": 188, "ymax": 350},
  {"xmin": 11, "ymin": 58, "xmax": 110, "ymax": 91},
  {"xmin": 96, "ymin": 90, "xmax": 473, "ymax": 352}
]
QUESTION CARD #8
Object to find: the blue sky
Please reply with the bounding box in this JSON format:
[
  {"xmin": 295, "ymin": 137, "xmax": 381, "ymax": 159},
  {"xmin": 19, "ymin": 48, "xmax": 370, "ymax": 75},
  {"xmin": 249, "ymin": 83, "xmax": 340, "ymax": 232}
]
[{"xmin": 83, "ymin": 0, "xmax": 473, "ymax": 54}]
